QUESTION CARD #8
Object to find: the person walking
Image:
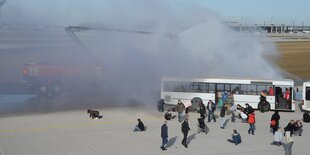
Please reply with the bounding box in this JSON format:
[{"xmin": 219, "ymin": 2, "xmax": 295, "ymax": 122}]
[
  {"xmin": 160, "ymin": 121, "xmax": 168, "ymax": 150},
  {"xmin": 199, "ymin": 101, "xmax": 206, "ymax": 120},
  {"xmin": 176, "ymin": 100, "xmax": 185, "ymax": 122},
  {"xmin": 247, "ymin": 112, "xmax": 256, "ymax": 135},
  {"xmin": 220, "ymin": 104, "xmax": 227, "ymax": 129},
  {"xmin": 230, "ymin": 102, "xmax": 237, "ymax": 122},
  {"xmin": 181, "ymin": 118, "xmax": 190, "ymax": 148},
  {"xmin": 271, "ymin": 111, "xmax": 280, "ymax": 134},
  {"xmin": 283, "ymin": 131, "xmax": 294, "ymax": 155},
  {"xmin": 207, "ymin": 100, "xmax": 216, "ymax": 122}
]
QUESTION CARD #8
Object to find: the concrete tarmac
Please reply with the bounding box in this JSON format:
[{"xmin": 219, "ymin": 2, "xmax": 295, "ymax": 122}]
[{"xmin": 0, "ymin": 104, "xmax": 309, "ymax": 155}]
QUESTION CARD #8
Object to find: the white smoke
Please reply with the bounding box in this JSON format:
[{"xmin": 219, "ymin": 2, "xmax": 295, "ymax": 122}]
[{"xmin": 1, "ymin": 0, "xmax": 282, "ymax": 105}]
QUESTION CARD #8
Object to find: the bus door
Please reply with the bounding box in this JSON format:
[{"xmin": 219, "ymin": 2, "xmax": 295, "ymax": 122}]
[
  {"xmin": 215, "ymin": 83, "xmax": 231, "ymax": 108},
  {"xmin": 304, "ymin": 84, "xmax": 310, "ymax": 111},
  {"xmin": 215, "ymin": 84, "xmax": 225, "ymax": 107},
  {"xmin": 275, "ymin": 86, "xmax": 292, "ymax": 110}
]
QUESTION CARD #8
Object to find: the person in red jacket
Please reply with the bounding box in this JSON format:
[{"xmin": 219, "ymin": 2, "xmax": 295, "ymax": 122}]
[{"xmin": 248, "ymin": 112, "xmax": 256, "ymax": 135}]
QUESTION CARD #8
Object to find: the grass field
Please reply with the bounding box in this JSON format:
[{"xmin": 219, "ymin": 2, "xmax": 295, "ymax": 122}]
[{"xmin": 276, "ymin": 41, "xmax": 310, "ymax": 80}]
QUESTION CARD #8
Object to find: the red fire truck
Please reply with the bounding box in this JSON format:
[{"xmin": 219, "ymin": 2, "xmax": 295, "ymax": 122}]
[{"xmin": 22, "ymin": 62, "xmax": 102, "ymax": 99}]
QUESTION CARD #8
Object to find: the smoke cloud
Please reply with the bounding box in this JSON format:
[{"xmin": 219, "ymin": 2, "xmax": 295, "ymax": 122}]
[{"xmin": 1, "ymin": 0, "xmax": 281, "ymax": 107}]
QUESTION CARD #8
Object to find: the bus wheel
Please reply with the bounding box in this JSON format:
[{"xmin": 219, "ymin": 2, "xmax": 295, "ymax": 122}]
[{"xmin": 258, "ymin": 101, "xmax": 270, "ymax": 113}]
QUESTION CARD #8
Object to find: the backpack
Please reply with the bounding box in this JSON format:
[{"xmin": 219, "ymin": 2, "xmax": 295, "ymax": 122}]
[
  {"xmin": 270, "ymin": 120, "xmax": 276, "ymax": 127},
  {"xmin": 303, "ymin": 113, "xmax": 310, "ymax": 123}
]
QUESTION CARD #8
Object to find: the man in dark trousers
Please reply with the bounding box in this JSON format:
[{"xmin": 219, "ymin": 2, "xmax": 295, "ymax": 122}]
[
  {"xmin": 207, "ymin": 100, "xmax": 216, "ymax": 122},
  {"xmin": 160, "ymin": 121, "xmax": 168, "ymax": 150},
  {"xmin": 199, "ymin": 101, "xmax": 206, "ymax": 120},
  {"xmin": 181, "ymin": 118, "xmax": 190, "ymax": 148},
  {"xmin": 270, "ymin": 111, "xmax": 280, "ymax": 134},
  {"xmin": 220, "ymin": 104, "xmax": 227, "ymax": 129}
]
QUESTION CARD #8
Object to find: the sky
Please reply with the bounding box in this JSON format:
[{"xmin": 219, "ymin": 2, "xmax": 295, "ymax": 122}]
[
  {"xmin": 201, "ymin": 0, "xmax": 310, "ymax": 26},
  {"xmin": 1, "ymin": 0, "xmax": 309, "ymax": 26}
]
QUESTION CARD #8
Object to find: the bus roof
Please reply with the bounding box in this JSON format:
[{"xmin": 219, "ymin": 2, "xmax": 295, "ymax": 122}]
[{"xmin": 162, "ymin": 77, "xmax": 294, "ymax": 86}]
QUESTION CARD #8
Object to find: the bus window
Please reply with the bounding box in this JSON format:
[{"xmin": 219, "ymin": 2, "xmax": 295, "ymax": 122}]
[
  {"xmin": 231, "ymin": 84, "xmax": 241, "ymax": 94},
  {"xmin": 306, "ymin": 87, "xmax": 310, "ymax": 100},
  {"xmin": 217, "ymin": 84, "xmax": 224, "ymax": 92},
  {"xmin": 247, "ymin": 84, "xmax": 257, "ymax": 95},
  {"xmin": 209, "ymin": 83, "xmax": 215, "ymax": 93},
  {"xmin": 181, "ymin": 82, "xmax": 191, "ymax": 92},
  {"xmin": 224, "ymin": 84, "xmax": 231, "ymax": 92},
  {"xmin": 239, "ymin": 85, "xmax": 247, "ymax": 94},
  {"xmin": 174, "ymin": 82, "xmax": 185, "ymax": 92},
  {"xmin": 163, "ymin": 81, "xmax": 174, "ymax": 92},
  {"xmin": 198, "ymin": 82, "xmax": 208, "ymax": 92},
  {"xmin": 191, "ymin": 82, "xmax": 207, "ymax": 93},
  {"xmin": 192, "ymin": 82, "xmax": 200, "ymax": 92},
  {"xmin": 257, "ymin": 85, "xmax": 268, "ymax": 94}
]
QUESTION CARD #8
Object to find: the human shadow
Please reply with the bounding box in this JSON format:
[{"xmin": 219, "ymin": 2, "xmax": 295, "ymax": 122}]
[
  {"xmin": 297, "ymin": 102, "xmax": 307, "ymax": 112},
  {"xmin": 166, "ymin": 136, "xmax": 177, "ymax": 148},
  {"xmin": 223, "ymin": 118, "xmax": 230, "ymax": 127},
  {"xmin": 187, "ymin": 133, "xmax": 196, "ymax": 144}
]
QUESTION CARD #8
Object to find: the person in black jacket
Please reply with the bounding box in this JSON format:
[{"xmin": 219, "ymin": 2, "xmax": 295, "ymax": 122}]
[
  {"xmin": 181, "ymin": 119, "xmax": 190, "ymax": 148},
  {"xmin": 284, "ymin": 120, "xmax": 296, "ymax": 137},
  {"xmin": 160, "ymin": 121, "xmax": 168, "ymax": 150},
  {"xmin": 199, "ymin": 101, "xmax": 206, "ymax": 120},
  {"xmin": 244, "ymin": 103, "xmax": 254, "ymax": 115},
  {"xmin": 133, "ymin": 119, "xmax": 145, "ymax": 132},
  {"xmin": 207, "ymin": 100, "xmax": 216, "ymax": 122},
  {"xmin": 270, "ymin": 111, "xmax": 280, "ymax": 134}
]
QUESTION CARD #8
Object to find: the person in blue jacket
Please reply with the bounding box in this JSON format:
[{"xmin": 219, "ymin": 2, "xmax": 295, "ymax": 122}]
[
  {"xmin": 160, "ymin": 121, "xmax": 168, "ymax": 150},
  {"xmin": 227, "ymin": 129, "xmax": 242, "ymax": 145}
]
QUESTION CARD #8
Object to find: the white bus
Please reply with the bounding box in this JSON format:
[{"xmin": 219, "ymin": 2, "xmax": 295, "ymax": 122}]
[
  {"xmin": 302, "ymin": 81, "xmax": 310, "ymax": 111},
  {"xmin": 161, "ymin": 77, "xmax": 295, "ymax": 112}
]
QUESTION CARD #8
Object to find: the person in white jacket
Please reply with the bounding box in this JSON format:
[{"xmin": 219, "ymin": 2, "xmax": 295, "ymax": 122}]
[{"xmin": 271, "ymin": 127, "xmax": 283, "ymax": 146}]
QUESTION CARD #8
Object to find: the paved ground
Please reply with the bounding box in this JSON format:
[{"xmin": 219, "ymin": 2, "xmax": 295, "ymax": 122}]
[{"xmin": 0, "ymin": 103, "xmax": 309, "ymax": 155}]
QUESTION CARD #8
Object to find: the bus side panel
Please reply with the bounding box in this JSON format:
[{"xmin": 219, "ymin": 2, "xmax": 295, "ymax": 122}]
[
  {"xmin": 234, "ymin": 95, "xmax": 259, "ymax": 109},
  {"xmin": 161, "ymin": 92, "xmax": 215, "ymax": 106},
  {"xmin": 303, "ymin": 82, "xmax": 310, "ymax": 111}
]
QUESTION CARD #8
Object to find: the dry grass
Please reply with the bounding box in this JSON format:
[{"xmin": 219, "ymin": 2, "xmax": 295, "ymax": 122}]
[{"xmin": 275, "ymin": 41, "xmax": 310, "ymax": 79}]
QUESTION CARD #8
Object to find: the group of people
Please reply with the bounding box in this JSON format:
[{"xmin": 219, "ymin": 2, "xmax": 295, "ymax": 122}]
[
  {"xmin": 269, "ymin": 111, "xmax": 306, "ymax": 155},
  {"xmin": 161, "ymin": 100, "xmax": 191, "ymax": 150},
  {"xmin": 134, "ymin": 97, "xmax": 307, "ymax": 153}
]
